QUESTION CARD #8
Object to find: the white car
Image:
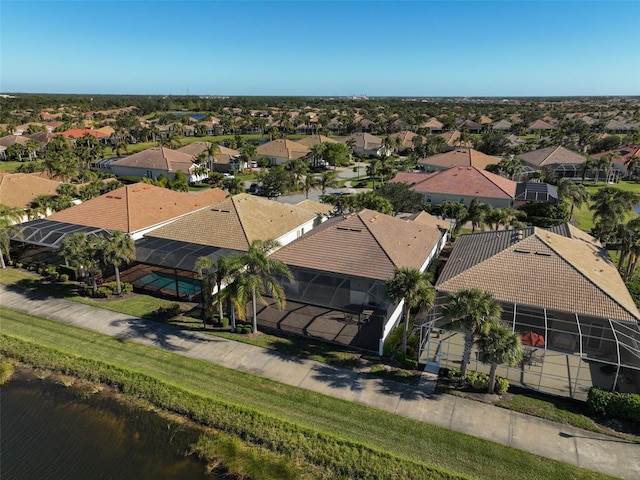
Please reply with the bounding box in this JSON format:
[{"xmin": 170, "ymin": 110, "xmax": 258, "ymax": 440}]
[{"xmin": 223, "ymin": 173, "xmax": 235, "ymax": 179}]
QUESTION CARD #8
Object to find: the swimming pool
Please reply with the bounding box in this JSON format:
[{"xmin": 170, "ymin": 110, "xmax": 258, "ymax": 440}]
[{"xmin": 135, "ymin": 271, "xmax": 201, "ymax": 296}]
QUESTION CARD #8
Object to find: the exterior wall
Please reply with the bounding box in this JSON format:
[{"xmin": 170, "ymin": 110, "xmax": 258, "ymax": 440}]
[
  {"xmin": 420, "ymin": 191, "xmax": 512, "ymax": 209},
  {"xmin": 274, "ymin": 218, "xmax": 317, "ymax": 247},
  {"xmin": 110, "ymin": 165, "xmax": 175, "ymax": 180}
]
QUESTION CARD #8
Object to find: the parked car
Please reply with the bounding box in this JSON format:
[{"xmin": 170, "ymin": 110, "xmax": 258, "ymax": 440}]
[
  {"xmin": 223, "ymin": 173, "xmax": 235, "ymax": 179},
  {"xmin": 247, "ymin": 182, "xmax": 260, "ymax": 193}
]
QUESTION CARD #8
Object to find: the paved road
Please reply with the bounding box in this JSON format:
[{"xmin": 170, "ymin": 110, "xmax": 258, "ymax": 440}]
[{"xmin": 1, "ymin": 284, "xmax": 637, "ymax": 479}]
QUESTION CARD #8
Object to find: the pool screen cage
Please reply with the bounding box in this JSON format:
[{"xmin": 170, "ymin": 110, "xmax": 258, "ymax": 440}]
[{"xmin": 419, "ymin": 303, "xmax": 640, "ymax": 400}]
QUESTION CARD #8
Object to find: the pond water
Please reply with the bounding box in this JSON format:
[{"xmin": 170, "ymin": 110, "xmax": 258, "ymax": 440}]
[{"xmin": 0, "ymin": 372, "xmax": 218, "ymax": 480}]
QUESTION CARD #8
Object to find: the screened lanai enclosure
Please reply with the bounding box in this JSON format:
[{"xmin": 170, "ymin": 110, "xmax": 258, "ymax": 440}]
[{"xmin": 419, "ymin": 303, "xmax": 640, "ymax": 400}]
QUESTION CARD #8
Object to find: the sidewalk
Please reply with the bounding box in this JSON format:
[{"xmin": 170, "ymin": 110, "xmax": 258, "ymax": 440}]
[{"xmin": 1, "ymin": 284, "xmax": 637, "ymax": 479}]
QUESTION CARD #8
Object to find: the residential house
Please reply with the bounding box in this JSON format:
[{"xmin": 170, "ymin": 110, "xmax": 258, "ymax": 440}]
[
  {"xmin": 390, "ymin": 166, "xmax": 517, "ymax": 208},
  {"xmin": 268, "ymin": 209, "xmax": 449, "ymax": 353},
  {"xmin": 109, "ymin": 147, "xmax": 206, "ymax": 183},
  {"xmin": 0, "ymin": 172, "xmax": 61, "ymax": 220},
  {"xmin": 517, "ymin": 146, "xmax": 587, "ymax": 179},
  {"xmin": 592, "ymin": 145, "xmax": 640, "ymax": 179},
  {"xmin": 135, "ymin": 193, "xmax": 322, "ymax": 273},
  {"xmin": 295, "ymin": 135, "xmax": 341, "ymax": 148},
  {"xmin": 492, "ymin": 119, "xmax": 513, "ymax": 131},
  {"xmin": 423, "ymin": 225, "xmax": 640, "ymax": 399},
  {"xmin": 418, "ymin": 148, "xmax": 500, "ymax": 172},
  {"xmin": 420, "ymin": 117, "xmax": 444, "ymax": 133},
  {"xmin": 175, "ymin": 142, "xmax": 242, "ymax": 172},
  {"xmin": 390, "ymin": 130, "xmax": 420, "ymax": 152},
  {"xmin": 528, "ymin": 119, "xmax": 556, "ymax": 133},
  {"xmin": 339, "ymin": 132, "xmax": 384, "ymax": 157},
  {"xmin": 255, "ymin": 139, "xmax": 310, "ymax": 166}
]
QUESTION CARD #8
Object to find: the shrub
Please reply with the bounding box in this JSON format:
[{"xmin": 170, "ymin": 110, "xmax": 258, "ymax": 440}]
[
  {"xmin": 393, "ymin": 351, "xmax": 419, "ymax": 370},
  {"xmin": 15, "ymin": 263, "xmax": 23, "ymax": 269},
  {"xmin": 59, "ymin": 274, "xmax": 69, "ymax": 282},
  {"xmin": 6, "ymin": 260, "xmax": 13, "ymax": 266},
  {"xmin": 495, "ymin": 377, "xmax": 510, "ymax": 395},
  {"xmin": 151, "ymin": 303, "xmax": 182, "ymax": 320},
  {"xmin": 58, "ymin": 265, "xmax": 77, "ymax": 281},
  {"xmin": 45, "ymin": 266, "xmax": 58, "ymax": 278},
  {"xmin": 625, "ymin": 281, "xmax": 640, "ymax": 307},
  {"xmin": 587, "ymin": 388, "xmax": 640, "ymax": 422},
  {"xmin": 96, "ymin": 286, "xmax": 113, "ymax": 298},
  {"xmin": 383, "ymin": 326, "xmax": 403, "ymax": 356}
]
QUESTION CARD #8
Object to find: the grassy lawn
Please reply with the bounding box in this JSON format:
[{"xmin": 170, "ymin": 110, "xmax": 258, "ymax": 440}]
[
  {"xmin": 0, "ymin": 308, "xmax": 612, "ymax": 480},
  {"xmin": 0, "ymin": 160, "xmax": 25, "ymax": 173},
  {"xmin": 0, "ymin": 268, "xmax": 174, "ymax": 318}
]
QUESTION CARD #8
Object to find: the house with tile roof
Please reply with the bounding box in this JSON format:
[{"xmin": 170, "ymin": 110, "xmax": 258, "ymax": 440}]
[
  {"xmin": 109, "ymin": 147, "xmax": 206, "ymax": 183},
  {"xmin": 0, "ymin": 173, "xmax": 61, "ymax": 219},
  {"xmin": 391, "ymin": 166, "xmax": 517, "ymax": 208},
  {"xmin": 175, "ymin": 142, "xmax": 242, "ymax": 172},
  {"xmin": 389, "ymin": 130, "xmax": 420, "ymax": 152},
  {"xmin": 421, "ymin": 117, "xmax": 444, "ymax": 133},
  {"xmin": 422, "ymin": 225, "xmax": 640, "ymax": 399},
  {"xmin": 43, "ymin": 183, "xmax": 226, "ymax": 240},
  {"xmin": 528, "ymin": 119, "xmax": 556, "ymax": 132},
  {"xmin": 134, "ymin": 193, "xmax": 321, "ymax": 273},
  {"xmin": 492, "ymin": 119, "xmax": 513, "ymax": 131},
  {"xmin": 517, "ymin": 145, "xmax": 587, "ymax": 179},
  {"xmin": 591, "ymin": 145, "xmax": 640, "ymax": 179},
  {"xmin": 339, "ymin": 132, "xmax": 384, "ymax": 157},
  {"xmin": 418, "ymin": 148, "xmax": 501, "ymax": 173},
  {"xmin": 255, "ymin": 139, "xmax": 310, "ymax": 166},
  {"xmin": 56, "ymin": 128, "xmax": 111, "ymax": 142},
  {"xmin": 294, "ymin": 135, "xmax": 340, "ymax": 148},
  {"xmin": 268, "ymin": 209, "xmax": 449, "ymax": 353}
]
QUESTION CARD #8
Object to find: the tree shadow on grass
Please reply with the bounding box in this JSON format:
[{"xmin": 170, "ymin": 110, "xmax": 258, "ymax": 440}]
[{"xmin": 7, "ymin": 278, "xmax": 81, "ymax": 301}]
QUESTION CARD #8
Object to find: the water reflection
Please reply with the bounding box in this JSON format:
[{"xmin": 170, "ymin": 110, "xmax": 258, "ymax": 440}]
[{"xmin": 0, "ymin": 371, "xmax": 218, "ymax": 480}]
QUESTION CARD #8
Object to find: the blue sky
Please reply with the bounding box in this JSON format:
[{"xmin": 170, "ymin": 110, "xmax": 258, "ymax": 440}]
[{"xmin": 1, "ymin": 1, "xmax": 639, "ymax": 96}]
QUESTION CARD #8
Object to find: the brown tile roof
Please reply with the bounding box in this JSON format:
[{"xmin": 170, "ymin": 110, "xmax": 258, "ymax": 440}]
[
  {"xmin": 339, "ymin": 132, "xmax": 383, "ymax": 150},
  {"xmin": 111, "ymin": 147, "xmax": 197, "ymax": 173},
  {"xmin": 406, "ymin": 211, "xmax": 450, "ymax": 231},
  {"xmin": 0, "ymin": 135, "xmax": 32, "ymax": 147},
  {"xmin": 390, "ymin": 131, "xmax": 419, "ymax": 149},
  {"xmin": 175, "ymin": 142, "xmax": 240, "ymax": 164},
  {"xmin": 56, "ymin": 128, "xmax": 109, "ymax": 139},
  {"xmin": 49, "ymin": 183, "xmax": 226, "ymax": 233},
  {"xmin": 436, "ymin": 227, "xmax": 639, "ymax": 323},
  {"xmin": 272, "ymin": 209, "xmax": 445, "ymax": 281},
  {"xmin": 591, "ymin": 145, "xmax": 640, "ymax": 165},
  {"xmin": 419, "ymin": 148, "xmax": 500, "ymax": 170},
  {"xmin": 294, "ymin": 135, "xmax": 340, "ymax": 148},
  {"xmin": 421, "ymin": 117, "xmax": 444, "ymax": 129},
  {"xmin": 392, "ymin": 166, "xmax": 517, "ymax": 199},
  {"xmin": 144, "ymin": 193, "xmax": 317, "ymax": 251},
  {"xmin": 26, "ymin": 131, "xmax": 56, "ymax": 144},
  {"xmin": 294, "ymin": 199, "xmax": 335, "ymax": 216},
  {"xmin": 528, "ymin": 119, "xmax": 556, "ymax": 130},
  {"xmin": 256, "ymin": 139, "xmax": 310, "ymax": 160},
  {"xmin": 518, "ymin": 146, "xmax": 585, "ymax": 167},
  {"xmin": 0, "ymin": 173, "xmax": 60, "ymax": 209}
]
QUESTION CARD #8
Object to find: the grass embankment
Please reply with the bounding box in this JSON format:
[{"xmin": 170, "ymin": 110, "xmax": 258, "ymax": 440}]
[{"xmin": 0, "ymin": 308, "xmax": 611, "ymax": 480}]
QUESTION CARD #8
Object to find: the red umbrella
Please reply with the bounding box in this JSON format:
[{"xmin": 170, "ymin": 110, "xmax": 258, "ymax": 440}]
[{"xmin": 521, "ymin": 331, "xmax": 545, "ymax": 347}]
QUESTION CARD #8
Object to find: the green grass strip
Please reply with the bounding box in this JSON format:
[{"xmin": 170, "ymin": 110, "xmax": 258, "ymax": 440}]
[{"xmin": 0, "ymin": 308, "xmax": 611, "ymax": 480}]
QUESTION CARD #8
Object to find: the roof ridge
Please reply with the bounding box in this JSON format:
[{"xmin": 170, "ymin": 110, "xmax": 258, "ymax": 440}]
[
  {"xmin": 535, "ymin": 229, "xmax": 640, "ymax": 322},
  {"xmin": 357, "ymin": 210, "xmax": 397, "ymax": 269},
  {"xmin": 478, "ymin": 168, "xmax": 516, "ymax": 197},
  {"xmin": 125, "ymin": 184, "xmax": 131, "ymax": 233},
  {"xmin": 231, "ymin": 195, "xmax": 251, "ymax": 249}
]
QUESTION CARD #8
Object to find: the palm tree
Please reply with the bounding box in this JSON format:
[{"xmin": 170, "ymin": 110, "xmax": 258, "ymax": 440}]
[
  {"xmin": 366, "ymin": 159, "xmax": 382, "ymax": 189},
  {"xmin": 228, "ymin": 239, "xmax": 293, "ymax": 333},
  {"xmin": 59, "ymin": 233, "xmax": 102, "ymax": 296},
  {"xmin": 305, "ymin": 143, "xmax": 326, "ymax": 169},
  {"xmin": 101, "ymin": 232, "xmax": 135, "ymax": 295},
  {"xmin": 196, "ymin": 255, "xmax": 241, "ymax": 329},
  {"xmin": 114, "ymin": 140, "xmax": 129, "ymax": 157},
  {"xmin": 223, "ymin": 177, "xmax": 244, "ymax": 195},
  {"xmin": 318, "ymin": 170, "xmax": 339, "ymax": 195},
  {"xmin": 285, "ymin": 158, "xmax": 308, "ymax": 188},
  {"xmin": 205, "ymin": 142, "xmax": 221, "ymax": 171},
  {"xmin": 441, "ymin": 288, "xmax": 502, "ymax": 376},
  {"xmin": 557, "ymin": 179, "xmax": 589, "ymax": 219},
  {"xmin": 465, "ymin": 199, "xmax": 492, "ymax": 233},
  {"xmin": 579, "ymin": 157, "xmax": 595, "ymax": 183},
  {"xmin": 476, "ymin": 323, "xmax": 523, "ymax": 393},
  {"xmin": 0, "ymin": 206, "xmax": 23, "ymax": 268},
  {"xmin": 302, "ymin": 173, "xmax": 319, "ymax": 199},
  {"xmin": 590, "ymin": 187, "xmax": 639, "ymax": 227},
  {"xmin": 385, "ymin": 267, "xmax": 435, "ymax": 355},
  {"xmin": 624, "ymin": 154, "xmax": 640, "ymax": 180}
]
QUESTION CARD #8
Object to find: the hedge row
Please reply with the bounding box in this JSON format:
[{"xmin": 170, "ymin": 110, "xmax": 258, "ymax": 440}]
[{"xmin": 587, "ymin": 388, "xmax": 640, "ymax": 423}]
